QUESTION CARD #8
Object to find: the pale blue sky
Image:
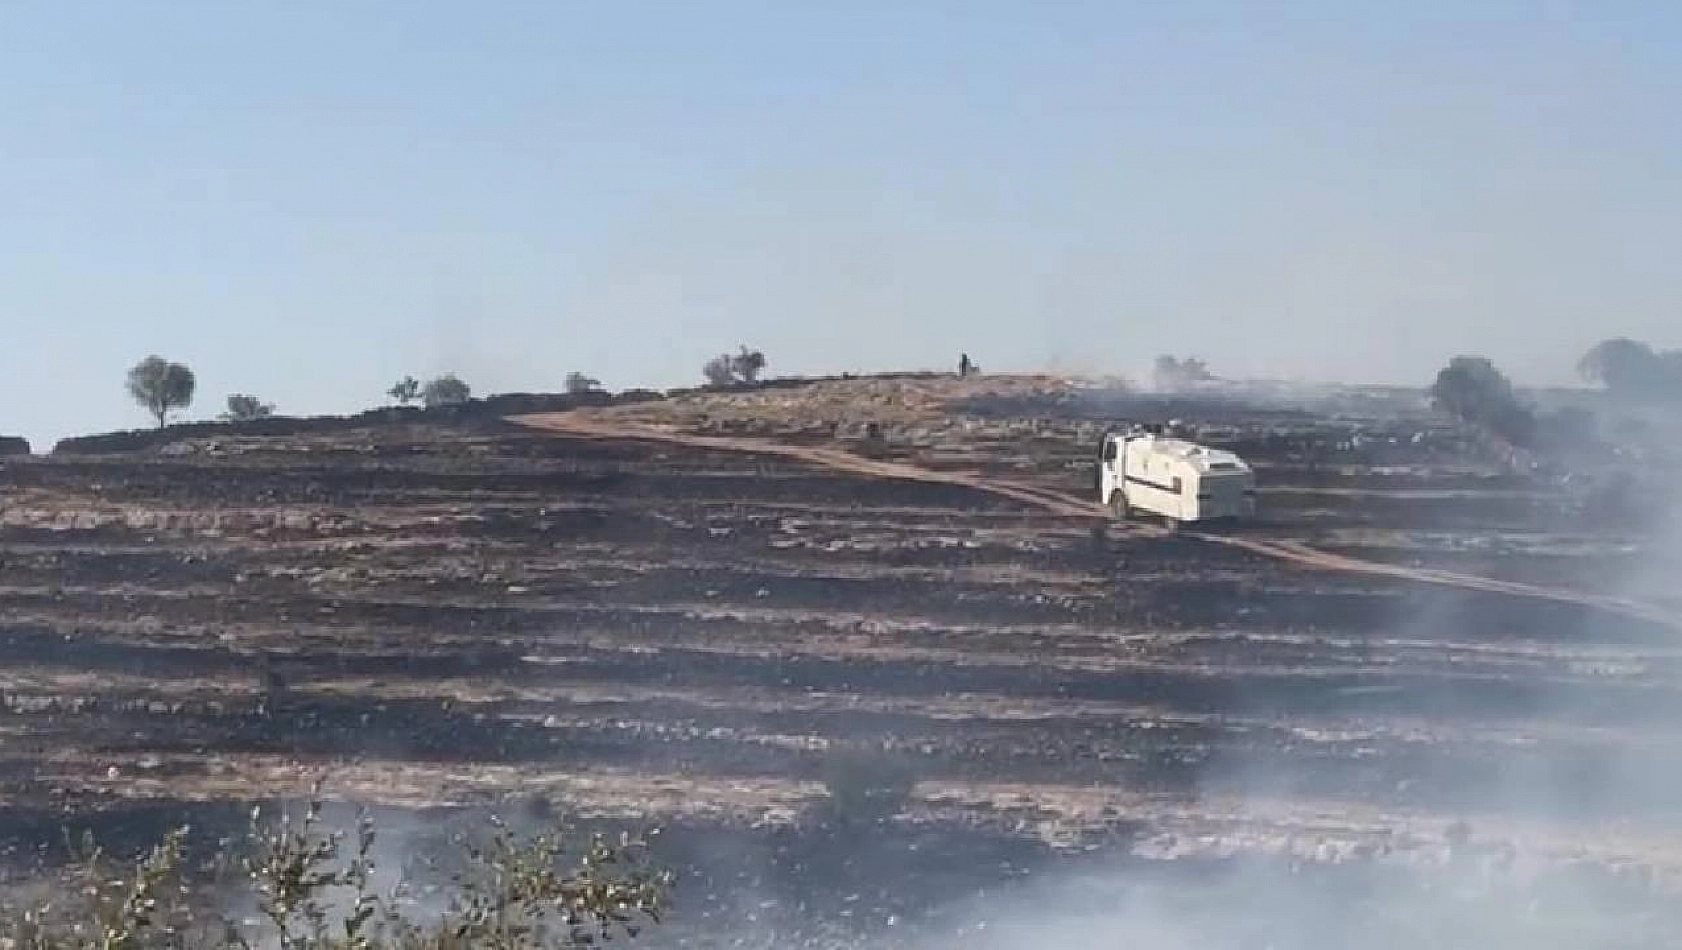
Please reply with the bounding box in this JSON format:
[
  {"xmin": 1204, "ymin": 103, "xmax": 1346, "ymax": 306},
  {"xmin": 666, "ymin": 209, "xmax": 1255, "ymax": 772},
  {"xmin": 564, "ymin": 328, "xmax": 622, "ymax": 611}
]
[{"xmin": 4, "ymin": 1, "xmax": 1680, "ymax": 447}]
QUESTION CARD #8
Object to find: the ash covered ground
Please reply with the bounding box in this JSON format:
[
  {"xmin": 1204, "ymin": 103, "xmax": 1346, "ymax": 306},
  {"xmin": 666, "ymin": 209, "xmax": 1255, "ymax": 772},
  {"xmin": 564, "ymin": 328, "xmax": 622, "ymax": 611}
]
[{"xmin": 1, "ymin": 375, "xmax": 1679, "ymax": 948}]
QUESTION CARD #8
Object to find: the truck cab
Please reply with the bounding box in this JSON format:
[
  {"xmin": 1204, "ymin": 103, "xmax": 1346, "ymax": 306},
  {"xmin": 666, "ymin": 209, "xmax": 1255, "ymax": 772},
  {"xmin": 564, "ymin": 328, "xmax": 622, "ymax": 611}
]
[{"xmin": 1098, "ymin": 428, "xmax": 1256, "ymax": 524}]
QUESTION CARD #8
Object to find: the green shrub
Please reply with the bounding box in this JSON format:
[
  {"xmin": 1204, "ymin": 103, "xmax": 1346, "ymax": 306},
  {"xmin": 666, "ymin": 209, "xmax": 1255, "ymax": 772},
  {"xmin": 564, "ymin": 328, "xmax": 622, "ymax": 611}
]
[{"xmin": 0, "ymin": 785, "xmax": 669, "ymax": 949}]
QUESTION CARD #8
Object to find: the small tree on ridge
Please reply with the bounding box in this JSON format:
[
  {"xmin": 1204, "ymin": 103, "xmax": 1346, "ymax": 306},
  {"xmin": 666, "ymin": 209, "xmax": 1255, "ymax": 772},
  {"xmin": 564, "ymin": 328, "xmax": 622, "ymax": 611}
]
[
  {"xmin": 221, "ymin": 394, "xmax": 275, "ymax": 421},
  {"xmin": 701, "ymin": 346, "xmax": 769, "ymax": 387},
  {"xmin": 731, "ymin": 346, "xmax": 767, "ymax": 383},
  {"xmin": 126, "ymin": 355, "xmax": 196, "ymax": 427},
  {"xmin": 1153, "ymin": 354, "xmax": 1213, "ymax": 390},
  {"xmin": 1430, "ymin": 355, "xmax": 1536, "ymax": 447},
  {"xmin": 1578, "ymin": 337, "xmax": 1682, "ymax": 402},
  {"xmin": 422, "ymin": 373, "xmax": 472, "ymax": 407},
  {"xmin": 387, "ymin": 376, "xmax": 421, "ymax": 406},
  {"xmin": 702, "ymin": 354, "xmax": 736, "ymax": 387}
]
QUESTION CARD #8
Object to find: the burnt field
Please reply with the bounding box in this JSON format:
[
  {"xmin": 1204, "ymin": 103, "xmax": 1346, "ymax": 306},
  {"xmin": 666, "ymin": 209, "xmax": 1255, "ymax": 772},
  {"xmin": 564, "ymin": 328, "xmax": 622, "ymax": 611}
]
[{"xmin": 1, "ymin": 380, "xmax": 1679, "ymax": 946}]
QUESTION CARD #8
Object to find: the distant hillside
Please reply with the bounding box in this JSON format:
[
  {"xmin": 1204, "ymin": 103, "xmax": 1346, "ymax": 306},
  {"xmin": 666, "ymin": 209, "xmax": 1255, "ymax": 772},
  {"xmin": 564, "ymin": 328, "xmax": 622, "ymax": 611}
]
[{"xmin": 50, "ymin": 389, "xmax": 660, "ymax": 455}]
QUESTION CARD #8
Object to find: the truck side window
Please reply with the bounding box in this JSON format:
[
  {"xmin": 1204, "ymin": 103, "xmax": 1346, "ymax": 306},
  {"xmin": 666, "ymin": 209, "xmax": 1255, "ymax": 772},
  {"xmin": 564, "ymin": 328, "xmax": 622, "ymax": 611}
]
[
  {"xmin": 1172, "ymin": 477, "xmax": 1182, "ymax": 493},
  {"xmin": 1102, "ymin": 441, "xmax": 1117, "ymax": 462}
]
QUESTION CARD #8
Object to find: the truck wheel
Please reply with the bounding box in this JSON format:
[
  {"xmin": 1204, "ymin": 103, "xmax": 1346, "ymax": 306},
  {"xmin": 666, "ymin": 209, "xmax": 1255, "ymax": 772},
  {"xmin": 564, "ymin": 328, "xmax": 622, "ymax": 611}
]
[{"xmin": 1109, "ymin": 490, "xmax": 1130, "ymax": 520}]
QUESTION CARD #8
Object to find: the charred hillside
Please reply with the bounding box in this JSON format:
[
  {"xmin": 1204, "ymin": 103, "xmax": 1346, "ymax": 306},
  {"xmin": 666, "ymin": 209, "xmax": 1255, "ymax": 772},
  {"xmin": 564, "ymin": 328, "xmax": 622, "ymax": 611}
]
[{"xmin": 0, "ymin": 376, "xmax": 1678, "ymax": 944}]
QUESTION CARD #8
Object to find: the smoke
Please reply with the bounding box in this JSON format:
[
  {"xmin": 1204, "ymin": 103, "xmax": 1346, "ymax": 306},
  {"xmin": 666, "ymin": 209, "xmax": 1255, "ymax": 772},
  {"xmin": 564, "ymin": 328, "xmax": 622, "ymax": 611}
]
[
  {"xmin": 864, "ymin": 384, "xmax": 1682, "ymax": 950},
  {"xmin": 906, "ymin": 843, "xmax": 1682, "ymax": 950}
]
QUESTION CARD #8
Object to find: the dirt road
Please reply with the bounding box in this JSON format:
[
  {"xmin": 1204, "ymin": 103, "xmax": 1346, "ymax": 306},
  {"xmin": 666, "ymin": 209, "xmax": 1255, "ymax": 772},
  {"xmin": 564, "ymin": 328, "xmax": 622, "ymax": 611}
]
[
  {"xmin": 513, "ymin": 411, "xmax": 1679, "ymax": 631},
  {"xmin": 515, "ymin": 412, "xmax": 1106, "ymax": 519}
]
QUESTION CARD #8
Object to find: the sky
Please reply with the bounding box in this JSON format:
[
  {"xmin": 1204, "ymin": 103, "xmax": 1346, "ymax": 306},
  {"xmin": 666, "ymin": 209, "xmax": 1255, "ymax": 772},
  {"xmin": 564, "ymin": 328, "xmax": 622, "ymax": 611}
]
[{"xmin": 3, "ymin": 1, "xmax": 1681, "ymax": 448}]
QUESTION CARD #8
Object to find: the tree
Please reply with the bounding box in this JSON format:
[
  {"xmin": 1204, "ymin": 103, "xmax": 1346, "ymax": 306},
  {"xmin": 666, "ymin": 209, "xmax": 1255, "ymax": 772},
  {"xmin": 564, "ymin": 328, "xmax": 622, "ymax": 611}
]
[
  {"xmin": 1578, "ymin": 337, "xmax": 1654, "ymax": 388},
  {"xmin": 565, "ymin": 371, "xmax": 603, "ymax": 394},
  {"xmin": 1153, "ymin": 354, "xmax": 1213, "ymax": 390},
  {"xmin": 730, "ymin": 345, "xmax": 767, "ymax": 383},
  {"xmin": 221, "ymin": 394, "xmax": 275, "ymax": 421},
  {"xmin": 1578, "ymin": 337, "xmax": 1682, "ymax": 402},
  {"xmin": 701, "ymin": 346, "xmax": 769, "ymax": 387},
  {"xmin": 1, "ymin": 783, "xmax": 670, "ymax": 948},
  {"xmin": 1430, "ymin": 355, "xmax": 1536, "ymax": 447},
  {"xmin": 387, "ymin": 376, "xmax": 421, "ymax": 406},
  {"xmin": 1432, "ymin": 355, "xmax": 1508, "ymax": 418},
  {"xmin": 421, "ymin": 373, "xmax": 472, "ymax": 407},
  {"xmin": 126, "ymin": 356, "xmax": 196, "ymax": 427},
  {"xmin": 702, "ymin": 354, "xmax": 736, "ymax": 387}
]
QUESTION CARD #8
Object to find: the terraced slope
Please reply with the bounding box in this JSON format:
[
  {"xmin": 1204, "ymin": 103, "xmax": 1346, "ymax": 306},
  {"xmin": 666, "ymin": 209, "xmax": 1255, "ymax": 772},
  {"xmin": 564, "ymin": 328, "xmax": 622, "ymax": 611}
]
[
  {"xmin": 0, "ymin": 381, "xmax": 1678, "ymax": 943},
  {"xmin": 516, "ymin": 410, "xmax": 1677, "ymax": 628}
]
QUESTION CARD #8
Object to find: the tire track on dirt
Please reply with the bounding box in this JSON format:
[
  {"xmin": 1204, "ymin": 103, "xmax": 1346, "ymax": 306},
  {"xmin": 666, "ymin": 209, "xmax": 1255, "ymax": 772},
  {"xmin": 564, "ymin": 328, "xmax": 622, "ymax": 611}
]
[
  {"xmin": 1210, "ymin": 536, "xmax": 1679, "ymax": 628},
  {"xmin": 511, "ymin": 412, "xmax": 1679, "ymax": 631},
  {"xmin": 516, "ymin": 413, "xmax": 1107, "ymax": 520}
]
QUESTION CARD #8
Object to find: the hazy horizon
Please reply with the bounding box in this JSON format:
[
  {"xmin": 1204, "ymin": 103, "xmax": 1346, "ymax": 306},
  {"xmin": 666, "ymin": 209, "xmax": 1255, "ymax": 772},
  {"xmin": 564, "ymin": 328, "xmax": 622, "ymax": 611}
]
[{"xmin": 5, "ymin": 1, "xmax": 1681, "ymax": 449}]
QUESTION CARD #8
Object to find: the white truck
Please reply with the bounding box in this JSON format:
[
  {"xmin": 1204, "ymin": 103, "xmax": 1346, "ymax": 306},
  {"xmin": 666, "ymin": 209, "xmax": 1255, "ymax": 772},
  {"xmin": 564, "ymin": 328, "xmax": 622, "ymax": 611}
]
[{"xmin": 1097, "ymin": 427, "xmax": 1256, "ymax": 524}]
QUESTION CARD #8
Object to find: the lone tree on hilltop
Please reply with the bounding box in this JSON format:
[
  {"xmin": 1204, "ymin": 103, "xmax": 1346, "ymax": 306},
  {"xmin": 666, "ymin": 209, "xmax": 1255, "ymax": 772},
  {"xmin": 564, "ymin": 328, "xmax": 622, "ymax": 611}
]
[
  {"xmin": 565, "ymin": 371, "xmax": 603, "ymax": 394},
  {"xmin": 126, "ymin": 355, "xmax": 196, "ymax": 427},
  {"xmin": 731, "ymin": 345, "xmax": 767, "ymax": 383},
  {"xmin": 701, "ymin": 345, "xmax": 769, "ymax": 387},
  {"xmin": 221, "ymin": 393, "xmax": 275, "ymax": 421},
  {"xmin": 1430, "ymin": 355, "xmax": 1536, "ymax": 447},
  {"xmin": 1578, "ymin": 337, "xmax": 1682, "ymax": 403},
  {"xmin": 1153, "ymin": 354, "xmax": 1214, "ymax": 390},
  {"xmin": 387, "ymin": 375, "xmax": 421, "ymax": 406},
  {"xmin": 702, "ymin": 354, "xmax": 735, "ymax": 387},
  {"xmin": 421, "ymin": 373, "xmax": 472, "ymax": 407}
]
